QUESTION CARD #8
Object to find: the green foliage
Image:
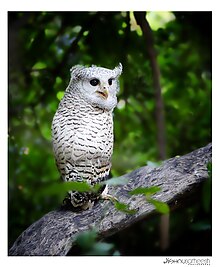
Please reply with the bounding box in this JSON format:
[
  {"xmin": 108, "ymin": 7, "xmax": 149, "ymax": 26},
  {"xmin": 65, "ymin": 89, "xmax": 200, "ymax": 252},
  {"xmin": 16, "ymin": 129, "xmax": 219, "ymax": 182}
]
[
  {"xmin": 35, "ymin": 181, "xmax": 94, "ymax": 203},
  {"xmin": 190, "ymin": 220, "xmax": 211, "ymax": 232},
  {"xmin": 129, "ymin": 186, "xmax": 161, "ymax": 196},
  {"xmin": 75, "ymin": 229, "xmax": 97, "ymax": 251},
  {"xmin": 147, "ymin": 198, "xmax": 170, "ymax": 214},
  {"xmin": 114, "ymin": 201, "xmax": 136, "ymax": 215},
  {"xmin": 75, "ymin": 229, "xmax": 119, "ymax": 255},
  {"xmin": 8, "ymin": 11, "xmax": 211, "ymax": 255},
  {"xmin": 130, "ymin": 186, "xmax": 170, "ymax": 214}
]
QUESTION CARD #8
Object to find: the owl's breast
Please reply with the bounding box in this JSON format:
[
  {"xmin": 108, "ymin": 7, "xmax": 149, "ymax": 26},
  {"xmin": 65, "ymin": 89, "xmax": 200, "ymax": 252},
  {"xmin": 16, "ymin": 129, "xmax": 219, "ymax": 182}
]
[
  {"xmin": 52, "ymin": 107, "xmax": 113, "ymax": 166},
  {"xmin": 71, "ymin": 112, "xmax": 113, "ymax": 162}
]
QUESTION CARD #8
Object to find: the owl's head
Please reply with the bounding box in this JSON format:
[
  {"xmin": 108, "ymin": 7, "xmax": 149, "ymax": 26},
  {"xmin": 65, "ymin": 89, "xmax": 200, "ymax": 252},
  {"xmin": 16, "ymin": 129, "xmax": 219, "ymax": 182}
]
[{"xmin": 67, "ymin": 63, "xmax": 122, "ymax": 111}]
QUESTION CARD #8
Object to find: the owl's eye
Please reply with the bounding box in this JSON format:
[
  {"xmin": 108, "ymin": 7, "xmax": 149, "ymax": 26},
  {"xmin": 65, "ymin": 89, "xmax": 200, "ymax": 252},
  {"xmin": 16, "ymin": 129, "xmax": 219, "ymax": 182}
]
[
  {"xmin": 90, "ymin": 79, "xmax": 99, "ymax": 86},
  {"xmin": 108, "ymin": 79, "xmax": 113, "ymax": 86}
]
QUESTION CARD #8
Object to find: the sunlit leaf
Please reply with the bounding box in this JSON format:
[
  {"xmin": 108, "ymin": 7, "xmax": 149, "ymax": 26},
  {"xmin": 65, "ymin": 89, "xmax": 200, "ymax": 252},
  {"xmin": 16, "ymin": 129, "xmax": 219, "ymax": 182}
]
[
  {"xmin": 147, "ymin": 198, "xmax": 170, "ymax": 214},
  {"xmin": 129, "ymin": 186, "xmax": 161, "ymax": 196},
  {"xmin": 56, "ymin": 91, "xmax": 65, "ymax": 101},
  {"xmin": 92, "ymin": 183, "xmax": 102, "ymax": 193},
  {"xmin": 45, "ymin": 28, "xmax": 57, "ymax": 37},
  {"xmin": 37, "ymin": 181, "xmax": 93, "ymax": 198},
  {"xmin": 114, "ymin": 201, "xmax": 136, "ymax": 215},
  {"xmin": 32, "ymin": 61, "xmax": 47, "ymax": 69},
  {"xmin": 64, "ymin": 181, "xmax": 92, "ymax": 192},
  {"xmin": 147, "ymin": 11, "xmax": 176, "ymax": 31}
]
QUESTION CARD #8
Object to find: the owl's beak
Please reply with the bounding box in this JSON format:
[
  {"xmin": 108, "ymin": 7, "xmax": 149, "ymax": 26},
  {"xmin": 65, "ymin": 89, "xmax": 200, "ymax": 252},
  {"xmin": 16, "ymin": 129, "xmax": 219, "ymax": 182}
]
[{"xmin": 96, "ymin": 89, "xmax": 109, "ymax": 99}]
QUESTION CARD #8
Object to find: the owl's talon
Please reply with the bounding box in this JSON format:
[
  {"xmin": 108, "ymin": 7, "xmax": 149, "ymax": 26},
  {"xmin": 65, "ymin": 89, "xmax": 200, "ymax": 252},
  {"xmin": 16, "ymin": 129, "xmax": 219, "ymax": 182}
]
[
  {"xmin": 100, "ymin": 184, "xmax": 118, "ymax": 203},
  {"xmin": 100, "ymin": 193, "xmax": 118, "ymax": 203}
]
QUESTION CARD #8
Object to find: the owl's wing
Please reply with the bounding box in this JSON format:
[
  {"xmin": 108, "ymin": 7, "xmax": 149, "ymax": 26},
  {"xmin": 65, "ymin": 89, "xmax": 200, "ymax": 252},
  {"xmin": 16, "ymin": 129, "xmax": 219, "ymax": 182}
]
[{"xmin": 52, "ymin": 109, "xmax": 74, "ymax": 181}]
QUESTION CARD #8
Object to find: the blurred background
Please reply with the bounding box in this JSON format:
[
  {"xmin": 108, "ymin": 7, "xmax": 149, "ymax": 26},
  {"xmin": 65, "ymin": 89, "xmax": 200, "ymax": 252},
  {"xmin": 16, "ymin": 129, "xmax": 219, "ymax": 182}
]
[{"xmin": 8, "ymin": 11, "xmax": 211, "ymax": 255}]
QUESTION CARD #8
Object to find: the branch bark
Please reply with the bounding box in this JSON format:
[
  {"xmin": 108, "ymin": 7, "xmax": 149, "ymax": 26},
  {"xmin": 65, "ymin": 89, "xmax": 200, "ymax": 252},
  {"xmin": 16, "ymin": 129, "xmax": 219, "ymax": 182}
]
[{"xmin": 9, "ymin": 143, "xmax": 212, "ymax": 256}]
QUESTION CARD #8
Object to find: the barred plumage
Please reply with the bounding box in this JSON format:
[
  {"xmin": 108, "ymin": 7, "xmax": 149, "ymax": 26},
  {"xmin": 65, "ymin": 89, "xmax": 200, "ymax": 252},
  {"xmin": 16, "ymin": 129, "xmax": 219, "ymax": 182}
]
[{"xmin": 52, "ymin": 64, "xmax": 122, "ymax": 209}]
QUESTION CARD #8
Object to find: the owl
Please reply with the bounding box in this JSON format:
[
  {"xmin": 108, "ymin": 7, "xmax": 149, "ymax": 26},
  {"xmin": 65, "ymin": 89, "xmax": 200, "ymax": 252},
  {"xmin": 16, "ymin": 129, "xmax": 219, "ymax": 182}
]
[{"xmin": 52, "ymin": 63, "xmax": 122, "ymax": 210}]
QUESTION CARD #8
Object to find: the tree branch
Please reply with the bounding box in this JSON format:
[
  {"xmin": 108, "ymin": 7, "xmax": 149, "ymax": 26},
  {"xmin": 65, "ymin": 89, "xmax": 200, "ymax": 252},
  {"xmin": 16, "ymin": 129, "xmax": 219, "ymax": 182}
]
[{"xmin": 9, "ymin": 143, "xmax": 212, "ymax": 256}]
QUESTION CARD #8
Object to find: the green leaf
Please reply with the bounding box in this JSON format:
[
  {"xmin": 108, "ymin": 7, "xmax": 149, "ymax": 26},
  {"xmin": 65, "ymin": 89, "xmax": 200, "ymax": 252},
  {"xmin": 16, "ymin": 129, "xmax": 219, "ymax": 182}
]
[
  {"xmin": 56, "ymin": 91, "xmax": 65, "ymax": 101},
  {"xmin": 39, "ymin": 122, "xmax": 51, "ymax": 141},
  {"xmin": 45, "ymin": 28, "xmax": 57, "ymax": 37},
  {"xmin": 190, "ymin": 221, "xmax": 211, "ymax": 231},
  {"xmin": 147, "ymin": 198, "xmax": 170, "ymax": 214},
  {"xmin": 75, "ymin": 229, "xmax": 97, "ymax": 251},
  {"xmin": 114, "ymin": 201, "xmax": 136, "ymax": 215},
  {"xmin": 32, "ymin": 61, "xmax": 47, "ymax": 69},
  {"xmin": 86, "ymin": 242, "xmax": 114, "ymax": 255},
  {"xmin": 129, "ymin": 186, "xmax": 161, "ymax": 196},
  {"xmin": 63, "ymin": 181, "xmax": 92, "ymax": 192},
  {"xmin": 113, "ymin": 250, "xmax": 121, "ymax": 256},
  {"xmin": 92, "ymin": 183, "xmax": 102, "ymax": 193},
  {"xmin": 37, "ymin": 181, "xmax": 93, "ymax": 198}
]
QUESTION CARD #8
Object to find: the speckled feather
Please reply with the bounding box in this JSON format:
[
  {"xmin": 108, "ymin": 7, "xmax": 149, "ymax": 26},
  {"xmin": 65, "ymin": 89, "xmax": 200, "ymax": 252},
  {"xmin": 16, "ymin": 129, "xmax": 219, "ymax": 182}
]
[{"xmin": 52, "ymin": 64, "xmax": 122, "ymax": 209}]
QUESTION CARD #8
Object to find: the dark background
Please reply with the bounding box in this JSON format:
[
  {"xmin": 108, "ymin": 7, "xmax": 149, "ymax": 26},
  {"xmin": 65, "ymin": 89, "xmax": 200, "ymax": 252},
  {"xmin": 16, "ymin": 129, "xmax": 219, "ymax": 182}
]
[{"xmin": 8, "ymin": 11, "xmax": 211, "ymax": 255}]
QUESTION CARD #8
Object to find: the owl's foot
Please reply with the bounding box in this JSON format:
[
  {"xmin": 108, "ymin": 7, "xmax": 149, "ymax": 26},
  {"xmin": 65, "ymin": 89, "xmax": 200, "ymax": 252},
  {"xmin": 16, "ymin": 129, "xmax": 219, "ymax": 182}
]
[
  {"xmin": 100, "ymin": 185, "xmax": 118, "ymax": 203},
  {"xmin": 100, "ymin": 193, "xmax": 118, "ymax": 203},
  {"xmin": 81, "ymin": 200, "xmax": 94, "ymax": 210},
  {"xmin": 61, "ymin": 195, "xmax": 94, "ymax": 211}
]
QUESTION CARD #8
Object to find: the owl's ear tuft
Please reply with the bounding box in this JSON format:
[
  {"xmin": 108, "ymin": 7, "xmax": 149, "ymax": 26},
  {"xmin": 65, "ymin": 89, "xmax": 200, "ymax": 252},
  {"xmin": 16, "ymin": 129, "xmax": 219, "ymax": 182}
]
[
  {"xmin": 70, "ymin": 65, "xmax": 85, "ymax": 80},
  {"xmin": 113, "ymin": 63, "xmax": 123, "ymax": 78}
]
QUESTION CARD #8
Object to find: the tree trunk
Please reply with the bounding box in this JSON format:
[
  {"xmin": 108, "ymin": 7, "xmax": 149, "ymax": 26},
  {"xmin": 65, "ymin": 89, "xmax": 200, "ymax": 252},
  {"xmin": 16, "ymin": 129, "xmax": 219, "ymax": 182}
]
[
  {"xmin": 134, "ymin": 11, "xmax": 168, "ymax": 250},
  {"xmin": 134, "ymin": 12, "xmax": 166, "ymax": 160}
]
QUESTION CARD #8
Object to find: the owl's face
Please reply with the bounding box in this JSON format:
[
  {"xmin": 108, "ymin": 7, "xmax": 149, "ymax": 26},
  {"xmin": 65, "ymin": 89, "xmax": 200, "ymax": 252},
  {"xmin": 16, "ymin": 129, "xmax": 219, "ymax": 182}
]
[{"xmin": 68, "ymin": 63, "xmax": 122, "ymax": 111}]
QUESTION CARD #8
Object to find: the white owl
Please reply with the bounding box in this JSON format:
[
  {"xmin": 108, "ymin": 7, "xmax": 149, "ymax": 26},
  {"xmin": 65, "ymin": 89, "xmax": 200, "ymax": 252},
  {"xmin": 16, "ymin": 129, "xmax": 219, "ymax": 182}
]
[{"xmin": 52, "ymin": 63, "xmax": 122, "ymax": 210}]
